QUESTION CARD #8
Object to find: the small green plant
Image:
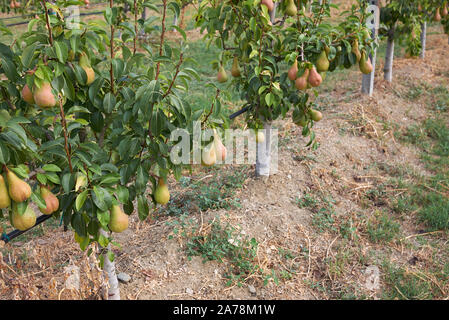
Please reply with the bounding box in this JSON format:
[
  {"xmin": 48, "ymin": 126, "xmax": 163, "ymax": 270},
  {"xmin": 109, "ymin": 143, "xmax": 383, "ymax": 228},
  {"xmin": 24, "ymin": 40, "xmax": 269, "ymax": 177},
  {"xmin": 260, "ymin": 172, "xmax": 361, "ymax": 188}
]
[
  {"xmin": 367, "ymin": 212, "xmax": 400, "ymax": 243},
  {"xmin": 185, "ymin": 219, "xmax": 262, "ymax": 286}
]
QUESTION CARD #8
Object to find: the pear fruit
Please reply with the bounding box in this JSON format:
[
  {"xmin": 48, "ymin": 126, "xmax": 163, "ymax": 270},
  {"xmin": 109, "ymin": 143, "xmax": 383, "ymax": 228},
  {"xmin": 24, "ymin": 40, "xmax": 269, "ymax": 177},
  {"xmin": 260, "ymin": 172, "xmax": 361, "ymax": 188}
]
[
  {"xmin": 433, "ymin": 8, "xmax": 441, "ymax": 21},
  {"xmin": 79, "ymin": 52, "xmax": 95, "ymax": 85},
  {"xmin": 6, "ymin": 169, "xmax": 31, "ymax": 203},
  {"xmin": 10, "ymin": 1, "xmax": 15, "ymax": 9},
  {"xmin": 202, "ymin": 143, "xmax": 217, "ymax": 166},
  {"xmin": 33, "ymin": 82, "xmax": 56, "ymax": 108},
  {"xmin": 288, "ymin": 60, "xmax": 298, "ymax": 81},
  {"xmin": 307, "ymin": 66, "xmax": 323, "ymax": 87},
  {"xmin": 295, "ymin": 68, "xmax": 309, "ymax": 90},
  {"xmin": 256, "ymin": 130, "xmax": 265, "ymax": 143},
  {"xmin": 0, "ymin": 175, "xmax": 11, "ymax": 209},
  {"xmin": 11, "ymin": 205, "xmax": 36, "ymax": 231},
  {"xmin": 39, "ymin": 186, "xmax": 59, "ymax": 215},
  {"xmin": 352, "ymin": 39, "xmax": 362, "ymax": 62},
  {"xmin": 231, "ymin": 57, "xmax": 241, "ymax": 77},
  {"xmin": 21, "ymin": 84, "xmax": 34, "ymax": 104},
  {"xmin": 310, "ymin": 109, "xmax": 323, "ymax": 122},
  {"xmin": 217, "ymin": 65, "xmax": 228, "ymax": 83},
  {"xmin": 213, "ymin": 129, "xmax": 227, "ymax": 162},
  {"xmin": 261, "ymin": 0, "xmax": 274, "ymax": 12},
  {"xmin": 108, "ymin": 205, "xmax": 128, "ymax": 233},
  {"xmin": 154, "ymin": 178, "xmax": 170, "ymax": 205},
  {"xmin": 359, "ymin": 52, "xmax": 373, "ymax": 74},
  {"xmin": 442, "ymin": 5, "xmax": 448, "ymax": 17},
  {"xmin": 315, "ymin": 50, "xmax": 329, "ymax": 72},
  {"xmin": 285, "ymin": 0, "xmax": 297, "ymax": 16}
]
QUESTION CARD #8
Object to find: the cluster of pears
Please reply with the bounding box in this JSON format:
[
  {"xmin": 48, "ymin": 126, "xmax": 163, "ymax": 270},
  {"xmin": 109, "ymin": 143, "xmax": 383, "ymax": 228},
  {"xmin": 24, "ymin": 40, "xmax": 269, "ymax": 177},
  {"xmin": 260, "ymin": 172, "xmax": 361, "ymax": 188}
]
[
  {"xmin": 288, "ymin": 51, "xmax": 329, "ymax": 91},
  {"xmin": 217, "ymin": 57, "xmax": 241, "ymax": 83},
  {"xmin": 0, "ymin": 168, "xmax": 60, "ymax": 231},
  {"xmin": 22, "ymin": 81, "xmax": 57, "ymax": 109},
  {"xmin": 434, "ymin": 4, "xmax": 448, "ymax": 21},
  {"xmin": 202, "ymin": 129, "xmax": 227, "ymax": 167},
  {"xmin": 350, "ymin": 39, "xmax": 373, "ymax": 74},
  {"xmin": 9, "ymin": 1, "xmax": 21, "ymax": 9}
]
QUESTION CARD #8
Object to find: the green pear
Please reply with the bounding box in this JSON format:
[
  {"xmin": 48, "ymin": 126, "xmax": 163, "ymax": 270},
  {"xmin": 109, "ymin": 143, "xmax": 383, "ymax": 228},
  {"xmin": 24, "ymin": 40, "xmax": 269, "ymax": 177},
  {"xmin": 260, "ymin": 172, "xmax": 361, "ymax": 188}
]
[
  {"xmin": 316, "ymin": 50, "xmax": 329, "ymax": 72},
  {"xmin": 231, "ymin": 57, "xmax": 241, "ymax": 77},
  {"xmin": 310, "ymin": 109, "xmax": 323, "ymax": 122},
  {"xmin": 11, "ymin": 205, "xmax": 36, "ymax": 231},
  {"xmin": 256, "ymin": 130, "xmax": 265, "ymax": 143},
  {"xmin": 359, "ymin": 52, "xmax": 373, "ymax": 74},
  {"xmin": 154, "ymin": 178, "xmax": 170, "ymax": 205},
  {"xmin": 0, "ymin": 175, "xmax": 11, "ymax": 209},
  {"xmin": 6, "ymin": 168, "xmax": 31, "ymax": 203},
  {"xmin": 285, "ymin": 0, "xmax": 297, "ymax": 17},
  {"xmin": 109, "ymin": 205, "xmax": 129, "ymax": 233},
  {"xmin": 217, "ymin": 65, "xmax": 228, "ymax": 83}
]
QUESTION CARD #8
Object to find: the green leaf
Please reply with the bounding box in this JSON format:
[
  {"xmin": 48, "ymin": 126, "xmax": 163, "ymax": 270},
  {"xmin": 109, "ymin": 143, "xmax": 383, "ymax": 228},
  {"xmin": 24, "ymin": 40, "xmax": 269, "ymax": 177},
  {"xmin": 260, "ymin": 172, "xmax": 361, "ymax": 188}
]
[
  {"xmin": 21, "ymin": 43, "xmax": 37, "ymax": 68},
  {"xmin": 137, "ymin": 195, "xmax": 149, "ymax": 221},
  {"xmin": 103, "ymin": 92, "xmax": 116, "ymax": 114},
  {"xmin": 31, "ymin": 191, "xmax": 47, "ymax": 209},
  {"xmin": 75, "ymin": 189, "xmax": 88, "ymax": 211},
  {"xmin": 54, "ymin": 41, "xmax": 68, "ymax": 63},
  {"xmin": 42, "ymin": 164, "xmax": 62, "ymax": 172}
]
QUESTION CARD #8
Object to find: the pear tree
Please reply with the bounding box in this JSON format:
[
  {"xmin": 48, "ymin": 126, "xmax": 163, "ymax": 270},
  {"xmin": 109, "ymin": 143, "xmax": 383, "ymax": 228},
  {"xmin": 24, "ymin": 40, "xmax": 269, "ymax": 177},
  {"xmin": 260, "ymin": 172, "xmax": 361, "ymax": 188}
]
[
  {"xmin": 0, "ymin": 0, "xmax": 221, "ymax": 300},
  {"xmin": 194, "ymin": 0, "xmax": 377, "ymax": 177}
]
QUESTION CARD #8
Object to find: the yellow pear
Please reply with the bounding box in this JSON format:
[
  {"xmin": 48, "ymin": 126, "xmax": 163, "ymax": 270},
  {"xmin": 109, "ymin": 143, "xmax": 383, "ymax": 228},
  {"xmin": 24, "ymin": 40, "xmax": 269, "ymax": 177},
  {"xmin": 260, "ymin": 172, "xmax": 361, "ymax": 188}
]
[
  {"xmin": 359, "ymin": 52, "xmax": 373, "ymax": 74},
  {"xmin": 11, "ymin": 205, "xmax": 36, "ymax": 231},
  {"xmin": 295, "ymin": 68, "xmax": 309, "ymax": 90},
  {"xmin": 213, "ymin": 129, "xmax": 227, "ymax": 162},
  {"xmin": 108, "ymin": 205, "xmax": 129, "ymax": 233},
  {"xmin": 256, "ymin": 130, "xmax": 265, "ymax": 143},
  {"xmin": 39, "ymin": 186, "xmax": 59, "ymax": 215},
  {"xmin": 288, "ymin": 60, "xmax": 298, "ymax": 81},
  {"xmin": 310, "ymin": 109, "xmax": 323, "ymax": 122},
  {"xmin": 154, "ymin": 178, "xmax": 170, "ymax": 205},
  {"xmin": 202, "ymin": 143, "xmax": 217, "ymax": 166},
  {"xmin": 33, "ymin": 82, "xmax": 56, "ymax": 108},
  {"xmin": 307, "ymin": 66, "xmax": 323, "ymax": 87},
  {"xmin": 0, "ymin": 175, "xmax": 11, "ymax": 209},
  {"xmin": 6, "ymin": 168, "xmax": 31, "ymax": 203},
  {"xmin": 80, "ymin": 52, "xmax": 95, "ymax": 85}
]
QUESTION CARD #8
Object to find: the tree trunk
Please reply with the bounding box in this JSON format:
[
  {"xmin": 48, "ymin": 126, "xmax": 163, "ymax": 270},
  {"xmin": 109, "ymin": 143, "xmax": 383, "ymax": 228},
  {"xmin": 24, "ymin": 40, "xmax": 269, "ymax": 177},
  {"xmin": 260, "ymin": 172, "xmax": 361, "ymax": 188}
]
[
  {"xmin": 420, "ymin": 22, "xmax": 426, "ymax": 59},
  {"xmin": 256, "ymin": 4, "xmax": 277, "ymax": 178},
  {"xmin": 361, "ymin": 0, "xmax": 379, "ymax": 96},
  {"xmin": 384, "ymin": 29, "xmax": 394, "ymax": 82},
  {"xmin": 100, "ymin": 229, "xmax": 120, "ymax": 300}
]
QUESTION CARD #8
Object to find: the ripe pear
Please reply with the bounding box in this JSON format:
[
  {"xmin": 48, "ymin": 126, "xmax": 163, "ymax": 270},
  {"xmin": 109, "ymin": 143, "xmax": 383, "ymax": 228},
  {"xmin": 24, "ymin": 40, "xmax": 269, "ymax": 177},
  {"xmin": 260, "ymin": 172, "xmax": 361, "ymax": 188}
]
[
  {"xmin": 39, "ymin": 186, "xmax": 59, "ymax": 215},
  {"xmin": 231, "ymin": 57, "xmax": 241, "ymax": 77},
  {"xmin": 154, "ymin": 178, "xmax": 170, "ymax": 205},
  {"xmin": 295, "ymin": 68, "xmax": 309, "ymax": 90},
  {"xmin": 217, "ymin": 65, "xmax": 228, "ymax": 83},
  {"xmin": 213, "ymin": 129, "xmax": 227, "ymax": 162},
  {"xmin": 442, "ymin": 5, "xmax": 448, "ymax": 17},
  {"xmin": 256, "ymin": 130, "xmax": 265, "ymax": 143},
  {"xmin": 13, "ymin": 1, "xmax": 20, "ymax": 8},
  {"xmin": 352, "ymin": 39, "xmax": 362, "ymax": 62},
  {"xmin": 307, "ymin": 67, "xmax": 323, "ymax": 87},
  {"xmin": 21, "ymin": 84, "xmax": 34, "ymax": 104},
  {"xmin": 285, "ymin": 0, "xmax": 297, "ymax": 16},
  {"xmin": 261, "ymin": 0, "xmax": 274, "ymax": 12},
  {"xmin": 12, "ymin": 205, "xmax": 36, "ymax": 231},
  {"xmin": 288, "ymin": 60, "xmax": 298, "ymax": 81},
  {"xmin": 6, "ymin": 169, "xmax": 31, "ymax": 203},
  {"xmin": 433, "ymin": 8, "xmax": 441, "ymax": 21},
  {"xmin": 310, "ymin": 109, "xmax": 323, "ymax": 122},
  {"xmin": 10, "ymin": 1, "xmax": 15, "ymax": 9},
  {"xmin": 202, "ymin": 143, "xmax": 217, "ymax": 166},
  {"xmin": 108, "ymin": 205, "xmax": 128, "ymax": 233},
  {"xmin": 33, "ymin": 82, "xmax": 56, "ymax": 108},
  {"xmin": 0, "ymin": 175, "xmax": 11, "ymax": 209},
  {"xmin": 80, "ymin": 52, "xmax": 95, "ymax": 85},
  {"xmin": 359, "ymin": 52, "xmax": 373, "ymax": 74},
  {"xmin": 316, "ymin": 50, "xmax": 329, "ymax": 72}
]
